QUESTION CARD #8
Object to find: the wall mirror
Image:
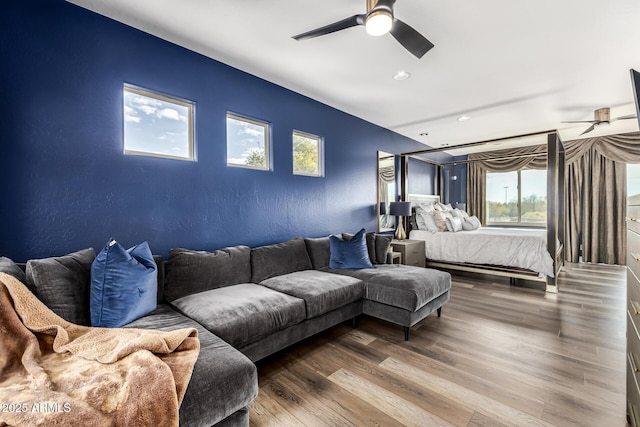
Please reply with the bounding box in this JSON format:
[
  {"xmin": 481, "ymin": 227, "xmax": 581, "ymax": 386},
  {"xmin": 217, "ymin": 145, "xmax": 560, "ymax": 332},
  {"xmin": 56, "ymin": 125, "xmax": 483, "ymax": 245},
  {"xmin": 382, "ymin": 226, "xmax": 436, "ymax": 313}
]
[{"xmin": 378, "ymin": 151, "xmax": 397, "ymax": 232}]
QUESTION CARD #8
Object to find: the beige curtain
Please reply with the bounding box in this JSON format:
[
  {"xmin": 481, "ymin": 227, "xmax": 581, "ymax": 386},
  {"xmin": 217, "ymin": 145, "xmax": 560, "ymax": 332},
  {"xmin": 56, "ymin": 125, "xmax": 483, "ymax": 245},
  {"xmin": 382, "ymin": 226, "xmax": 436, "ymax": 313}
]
[
  {"xmin": 467, "ymin": 144, "xmax": 547, "ymax": 224},
  {"xmin": 564, "ymin": 132, "xmax": 640, "ymax": 264}
]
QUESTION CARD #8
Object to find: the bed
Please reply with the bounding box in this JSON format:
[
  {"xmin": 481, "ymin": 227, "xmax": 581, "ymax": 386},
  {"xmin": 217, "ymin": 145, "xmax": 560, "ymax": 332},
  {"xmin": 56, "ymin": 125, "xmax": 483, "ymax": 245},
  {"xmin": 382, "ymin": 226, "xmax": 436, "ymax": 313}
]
[{"xmin": 406, "ymin": 193, "xmax": 558, "ymax": 286}]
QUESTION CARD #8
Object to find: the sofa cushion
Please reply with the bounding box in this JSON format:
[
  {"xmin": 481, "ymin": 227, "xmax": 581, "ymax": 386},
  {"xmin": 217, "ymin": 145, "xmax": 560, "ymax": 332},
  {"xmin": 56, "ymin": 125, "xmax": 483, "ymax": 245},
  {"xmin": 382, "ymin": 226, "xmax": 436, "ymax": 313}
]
[
  {"xmin": 90, "ymin": 239, "xmax": 157, "ymax": 327},
  {"xmin": 375, "ymin": 234, "xmax": 393, "ymax": 264},
  {"xmin": 326, "ymin": 264, "xmax": 451, "ymax": 312},
  {"xmin": 125, "ymin": 304, "xmax": 258, "ymax": 427},
  {"xmin": 251, "ymin": 237, "xmax": 312, "ymax": 283},
  {"xmin": 304, "ymin": 237, "xmax": 331, "ymax": 270},
  {"xmin": 330, "ymin": 229, "xmax": 374, "ymax": 270},
  {"xmin": 25, "ymin": 248, "xmax": 95, "ymax": 325},
  {"xmin": 165, "ymin": 246, "xmax": 251, "ymax": 302},
  {"xmin": 0, "ymin": 257, "xmax": 33, "ymax": 293},
  {"xmin": 260, "ymin": 270, "xmax": 364, "ymax": 319},
  {"xmin": 171, "ymin": 284, "xmax": 306, "ymax": 348}
]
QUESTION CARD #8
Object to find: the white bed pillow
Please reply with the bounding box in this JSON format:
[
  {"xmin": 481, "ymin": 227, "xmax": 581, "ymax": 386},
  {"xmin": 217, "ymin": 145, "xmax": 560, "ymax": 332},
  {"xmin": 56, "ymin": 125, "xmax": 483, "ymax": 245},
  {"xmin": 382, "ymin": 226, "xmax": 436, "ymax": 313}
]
[
  {"xmin": 414, "ymin": 204, "xmax": 439, "ymax": 232},
  {"xmin": 451, "ymin": 208, "xmax": 469, "ymax": 219},
  {"xmin": 462, "ymin": 215, "xmax": 481, "ymax": 231},
  {"xmin": 445, "ymin": 216, "xmax": 463, "ymax": 232}
]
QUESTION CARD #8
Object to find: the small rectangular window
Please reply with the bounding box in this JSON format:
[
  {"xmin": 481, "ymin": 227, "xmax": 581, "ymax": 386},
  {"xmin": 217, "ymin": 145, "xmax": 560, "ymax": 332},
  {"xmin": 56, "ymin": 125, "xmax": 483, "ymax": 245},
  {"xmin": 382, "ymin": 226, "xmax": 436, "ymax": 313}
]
[
  {"xmin": 123, "ymin": 84, "xmax": 194, "ymax": 161},
  {"xmin": 293, "ymin": 130, "xmax": 323, "ymax": 177},
  {"xmin": 226, "ymin": 113, "xmax": 270, "ymax": 170}
]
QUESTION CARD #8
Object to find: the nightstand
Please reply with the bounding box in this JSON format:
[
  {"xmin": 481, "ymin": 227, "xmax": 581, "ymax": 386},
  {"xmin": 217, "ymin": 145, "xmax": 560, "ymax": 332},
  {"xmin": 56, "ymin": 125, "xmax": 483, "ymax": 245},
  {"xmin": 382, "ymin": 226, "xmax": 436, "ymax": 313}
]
[{"xmin": 391, "ymin": 239, "xmax": 426, "ymax": 267}]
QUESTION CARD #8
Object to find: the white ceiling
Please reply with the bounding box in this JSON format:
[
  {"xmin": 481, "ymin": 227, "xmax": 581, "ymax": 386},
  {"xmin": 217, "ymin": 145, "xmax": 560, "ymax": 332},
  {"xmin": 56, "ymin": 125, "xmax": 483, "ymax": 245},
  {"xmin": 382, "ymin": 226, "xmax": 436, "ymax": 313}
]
[{"xmin": 68, "ymin": 0, "xmax": 640, "ymax": 154}]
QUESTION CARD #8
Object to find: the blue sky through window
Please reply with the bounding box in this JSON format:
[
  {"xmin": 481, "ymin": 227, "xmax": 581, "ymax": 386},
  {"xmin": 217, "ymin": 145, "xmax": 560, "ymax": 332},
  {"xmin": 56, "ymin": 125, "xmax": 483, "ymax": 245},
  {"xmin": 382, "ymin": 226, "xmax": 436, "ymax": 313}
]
[{"xmin": 123, "ymin": 86, "xmax": 192, "ymax": 159}]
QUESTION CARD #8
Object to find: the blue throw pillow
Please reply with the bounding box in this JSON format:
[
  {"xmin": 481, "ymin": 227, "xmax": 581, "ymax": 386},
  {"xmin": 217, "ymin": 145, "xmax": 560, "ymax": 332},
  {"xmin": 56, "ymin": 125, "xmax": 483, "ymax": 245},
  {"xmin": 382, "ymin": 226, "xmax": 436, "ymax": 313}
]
[
  {"xmin": 329, "ymin": 228, "xmax": 375, "ymax": 270},
  {"xmin": 90, "ymin": 239, "xmax": 157, "ymax": 327}
]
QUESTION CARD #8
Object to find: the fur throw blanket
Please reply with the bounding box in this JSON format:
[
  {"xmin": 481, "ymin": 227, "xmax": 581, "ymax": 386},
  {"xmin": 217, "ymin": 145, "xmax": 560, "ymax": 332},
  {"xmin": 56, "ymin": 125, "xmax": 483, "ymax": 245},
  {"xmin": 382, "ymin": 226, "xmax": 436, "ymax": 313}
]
[{"xmin": 0, "ymin": 272, "xmax": 199, "ymax": 427}]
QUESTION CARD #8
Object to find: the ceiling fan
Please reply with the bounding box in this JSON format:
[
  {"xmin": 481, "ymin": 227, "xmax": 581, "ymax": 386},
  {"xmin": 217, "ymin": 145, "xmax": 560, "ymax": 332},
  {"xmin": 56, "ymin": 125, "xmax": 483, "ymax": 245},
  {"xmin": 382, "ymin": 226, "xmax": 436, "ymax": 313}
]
[
  {"xmin": 562, "ymin": 107, "xmax": 637, "ymax": 136},
  {"xmin": 292, "ymin": 0, "xmax": 434, "ymax": 59}
]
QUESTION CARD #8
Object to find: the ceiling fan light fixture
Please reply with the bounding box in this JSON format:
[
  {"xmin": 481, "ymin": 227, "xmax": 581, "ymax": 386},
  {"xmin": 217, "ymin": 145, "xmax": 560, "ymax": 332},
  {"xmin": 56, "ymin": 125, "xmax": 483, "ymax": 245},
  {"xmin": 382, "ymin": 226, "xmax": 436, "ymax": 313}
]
[{"xmin": 365, "ymin": 10, "xmax": 393, "ymax": 36}]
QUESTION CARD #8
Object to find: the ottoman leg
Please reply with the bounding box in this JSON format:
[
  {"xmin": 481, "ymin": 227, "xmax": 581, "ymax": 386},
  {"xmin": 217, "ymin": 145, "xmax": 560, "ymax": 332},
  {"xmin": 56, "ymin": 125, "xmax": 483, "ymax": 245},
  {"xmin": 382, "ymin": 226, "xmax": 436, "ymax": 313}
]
[
  {"xmin": 403, "ymin": 326, "xmax": 410, "ymax": 341},
  {"xmin": 437, "ymin": 307, "xmax": 442, "ymax": 317}
]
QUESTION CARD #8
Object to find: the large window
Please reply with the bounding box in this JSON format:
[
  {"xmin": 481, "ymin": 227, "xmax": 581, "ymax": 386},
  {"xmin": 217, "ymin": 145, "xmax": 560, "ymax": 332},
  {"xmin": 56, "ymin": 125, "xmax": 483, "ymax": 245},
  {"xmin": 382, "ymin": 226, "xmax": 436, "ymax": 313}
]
[
  {"xmin": 226, "ymin": 113, "xmax": 270, "ymax": 170},
  {"xmin": 123, "ymin": 84, "xmax": 195, "ymax": 161},
  {"xmin": 629, "ymin": 163, "xmax": 640, "ymax": 195},
  {"xmin": 486, "ymin": 169, "xmax": 546, "ymax": 225},
  {"xmin": 292, "ymin": 130, "xmax": 323, "ymax": 177}
]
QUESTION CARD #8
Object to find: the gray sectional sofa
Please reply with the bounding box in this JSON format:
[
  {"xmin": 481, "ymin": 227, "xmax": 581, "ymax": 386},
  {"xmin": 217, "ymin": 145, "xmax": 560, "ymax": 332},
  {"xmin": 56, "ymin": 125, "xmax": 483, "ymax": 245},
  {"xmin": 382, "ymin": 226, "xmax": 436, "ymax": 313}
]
[{"xmin": 6, "ymin": 232, "xmax": 451, "ymax": 427}]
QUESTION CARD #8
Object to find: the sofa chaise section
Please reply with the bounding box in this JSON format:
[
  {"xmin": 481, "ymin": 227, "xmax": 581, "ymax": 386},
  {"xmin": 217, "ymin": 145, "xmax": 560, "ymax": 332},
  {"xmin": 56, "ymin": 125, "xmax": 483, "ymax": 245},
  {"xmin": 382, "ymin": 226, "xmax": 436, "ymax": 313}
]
[{"xmin": 126, "ymin": 304, "xmax": 258, "ymax": 427}]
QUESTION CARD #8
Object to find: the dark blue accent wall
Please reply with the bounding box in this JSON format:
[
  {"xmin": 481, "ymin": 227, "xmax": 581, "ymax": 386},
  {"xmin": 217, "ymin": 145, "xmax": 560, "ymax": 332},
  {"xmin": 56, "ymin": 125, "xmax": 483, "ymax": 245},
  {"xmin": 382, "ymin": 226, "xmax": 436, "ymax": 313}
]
[
  {"xmin": 407, "ymin": 158, "xmax": 436, "ymax": 195},
  {"xmin": 0, "ymin": 0, "xmax": 449, "ymax": 261}
]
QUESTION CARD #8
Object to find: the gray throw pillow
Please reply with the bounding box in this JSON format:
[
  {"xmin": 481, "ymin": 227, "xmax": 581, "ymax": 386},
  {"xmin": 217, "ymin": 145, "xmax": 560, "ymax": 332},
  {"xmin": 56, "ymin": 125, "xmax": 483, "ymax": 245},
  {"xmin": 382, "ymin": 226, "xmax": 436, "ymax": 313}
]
[
  {"xmin": 165, "ymin": 246, "xmax": 251, "ymax": 302},
  {"xmin": 251, "ymin": 237, "xmax": 312, "ymax": 283},
  {"xmin": 25, "ymin": 248, "xmax": 96, "ymax": 326}
]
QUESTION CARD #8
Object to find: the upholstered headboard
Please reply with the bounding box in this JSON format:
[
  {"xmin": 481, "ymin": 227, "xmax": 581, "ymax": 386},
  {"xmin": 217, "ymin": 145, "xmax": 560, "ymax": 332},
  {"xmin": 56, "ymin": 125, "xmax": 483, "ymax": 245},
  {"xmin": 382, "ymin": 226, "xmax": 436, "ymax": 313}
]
[{"xmin": 407, "ymin": 194, "xmax": 440, "ymax": 205}]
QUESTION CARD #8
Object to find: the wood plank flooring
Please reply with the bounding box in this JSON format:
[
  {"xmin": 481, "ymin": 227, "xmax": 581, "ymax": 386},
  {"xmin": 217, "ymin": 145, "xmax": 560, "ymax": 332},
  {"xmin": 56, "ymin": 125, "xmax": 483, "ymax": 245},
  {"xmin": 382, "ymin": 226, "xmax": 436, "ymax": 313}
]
[{"xmin": 249, "ymin": 263, "xmax": 627, "ymax": 426}]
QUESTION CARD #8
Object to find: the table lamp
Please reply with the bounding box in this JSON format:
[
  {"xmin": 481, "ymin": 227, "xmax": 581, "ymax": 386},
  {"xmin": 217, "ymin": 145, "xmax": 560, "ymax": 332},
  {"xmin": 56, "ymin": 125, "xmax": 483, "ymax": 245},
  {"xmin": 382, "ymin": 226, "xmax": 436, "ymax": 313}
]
[{"xmin": 389, "ymin": 201, "xmax": 411, "ymax": 240}]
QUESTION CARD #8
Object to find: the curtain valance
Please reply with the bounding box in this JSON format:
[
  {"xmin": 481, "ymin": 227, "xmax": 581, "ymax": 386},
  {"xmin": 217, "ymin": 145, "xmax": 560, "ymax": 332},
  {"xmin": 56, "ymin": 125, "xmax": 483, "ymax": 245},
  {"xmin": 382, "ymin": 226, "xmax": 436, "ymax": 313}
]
[
  {"xmin": 468, "ymin": 144, "xmax": 547, "ymax": 172},
  {"xmin": 564, "ymin": 132, "xmax": 640, "ymax": 164}
]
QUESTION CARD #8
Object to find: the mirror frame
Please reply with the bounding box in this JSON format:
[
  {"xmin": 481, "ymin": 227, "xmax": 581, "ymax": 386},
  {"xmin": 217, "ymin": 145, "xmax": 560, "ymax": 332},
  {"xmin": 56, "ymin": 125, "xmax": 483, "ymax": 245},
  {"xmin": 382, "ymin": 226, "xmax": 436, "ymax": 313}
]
[{"xmin": 377, "ymin": 150, "xmax": 397, "ymax": 232}]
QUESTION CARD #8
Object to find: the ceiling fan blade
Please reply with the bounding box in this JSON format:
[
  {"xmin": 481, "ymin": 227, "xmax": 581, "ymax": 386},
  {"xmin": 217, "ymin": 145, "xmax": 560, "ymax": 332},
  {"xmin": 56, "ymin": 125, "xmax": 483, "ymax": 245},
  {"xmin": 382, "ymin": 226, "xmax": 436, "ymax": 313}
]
[
  {"xmin": 560, "ymin": 120, "xmax": 598, "ymax": 124},
  {"xmin": 389, "ymin": 18, "xmax": 434, "ymax": 58},
  {"xmin": 293, "ymin": 15, "xmax": 365, "ymax": 41},
  {"xmin": 580, "ymin": 124, "xmax": 596, "ymax": 136},
  {"xmin": 612, "ymin": 114, "xmax": 637, "ymax": 121}
]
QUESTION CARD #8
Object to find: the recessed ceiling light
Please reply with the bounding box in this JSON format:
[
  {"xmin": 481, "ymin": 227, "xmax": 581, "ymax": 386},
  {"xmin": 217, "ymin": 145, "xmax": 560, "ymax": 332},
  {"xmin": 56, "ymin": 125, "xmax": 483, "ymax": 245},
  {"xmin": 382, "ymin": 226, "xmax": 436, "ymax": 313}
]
[
  {"xmin": 419, "ymin": 132, "xmax": 428, "ymax": 136},
  {"xmin": 457, "ymin": 116, "xmax": 471, "ymax": 121},
  {"xmin": 393, "ymin": 71, "xmax": 411, "ymax": 81},
  {"xmin": 440, "ymin": 143, "xmax": 450, "ymax": 147}
]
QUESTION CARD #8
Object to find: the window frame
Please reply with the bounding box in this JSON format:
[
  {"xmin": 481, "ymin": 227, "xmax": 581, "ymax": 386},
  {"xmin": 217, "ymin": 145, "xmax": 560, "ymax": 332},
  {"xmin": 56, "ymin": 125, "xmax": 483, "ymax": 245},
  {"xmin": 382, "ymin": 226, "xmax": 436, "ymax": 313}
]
[
  {"xmin": 485, "ymin": 169, "xmax": 546, "ymax": 227},
  {"xmin": 123, "ymin": 83, "xmax": 195, "ymax": 161},
  {"xmin": 226, "ymin": 112, "xmax": 271, "ymax": 171},
  {"xmin": 292, "ymin": 130, "xmax": 324, "ymax": 177}
]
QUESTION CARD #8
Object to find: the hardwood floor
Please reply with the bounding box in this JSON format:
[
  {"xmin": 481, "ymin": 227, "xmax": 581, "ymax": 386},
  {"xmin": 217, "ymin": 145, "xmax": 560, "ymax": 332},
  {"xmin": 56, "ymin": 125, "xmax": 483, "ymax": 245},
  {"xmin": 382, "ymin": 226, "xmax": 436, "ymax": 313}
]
[{"xmin": 249, "ymin": 263, "xmax": 627, "ymax": 426}]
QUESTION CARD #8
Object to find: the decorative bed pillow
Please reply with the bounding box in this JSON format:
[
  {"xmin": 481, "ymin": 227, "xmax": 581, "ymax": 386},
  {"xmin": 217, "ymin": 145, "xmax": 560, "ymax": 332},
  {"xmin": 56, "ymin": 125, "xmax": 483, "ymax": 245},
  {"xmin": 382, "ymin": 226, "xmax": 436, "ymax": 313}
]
[
  {"xmin": 90, "ymin": 239, "xmax": 157, "ymax": 328},
  {"xmin": 451, "ymin": 208, "xmax": 469, "ymax": 219},
  {"xmin": 433, "ymin": 210, "xmax": 453, "ymax": 232},
  {"xmin": 414, "ymin": 204, "xmax": 439, "ymax": 232},
  {"xmin": 462, "ymin": 215, "xmax": 481, "ymax": 231},
  {"xmin": 26, "ymin": 248, "xmax": 96, "ymax": 326},
  {"xmin": 445, "ymin": 216, "xmax": 463, "ymax": 232},
  {"xmin": 329, "ymin": 229, "xmax": 374, "ymax": 269}
]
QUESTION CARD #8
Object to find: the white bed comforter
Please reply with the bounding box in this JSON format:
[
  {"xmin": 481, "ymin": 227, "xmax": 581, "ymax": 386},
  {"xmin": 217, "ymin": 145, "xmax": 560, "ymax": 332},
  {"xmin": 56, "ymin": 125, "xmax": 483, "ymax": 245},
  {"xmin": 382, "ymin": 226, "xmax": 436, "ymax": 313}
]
[{"xmin": 409, "ymin": 227, "xmax": 554, "ymax": 278}]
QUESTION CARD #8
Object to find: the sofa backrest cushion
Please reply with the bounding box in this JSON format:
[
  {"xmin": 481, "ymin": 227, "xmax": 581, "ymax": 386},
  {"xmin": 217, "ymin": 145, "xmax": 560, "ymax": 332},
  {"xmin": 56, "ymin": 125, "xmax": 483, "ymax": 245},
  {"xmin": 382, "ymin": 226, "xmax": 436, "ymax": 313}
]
[
  {"xmin": 304, "ymin": 237, "xmax": 331, "ymax": 270},
  {"xmin": 90, "ymin": 239, "xmax": 157, "ymax": 328},
  {"xmin": 374, "ymin": 234, "xmax": 393, "ymax": 264},
  {"xmin": 165, "ymin": 245, "xmax": 251, "ymax": 302},
  {"xmin": 25, "ymin": 248, "xmax": 96, "ymax": 326},
  {"xmin": 0, "ymin": 257, "xmax": 33, "ymax": 293},
  {"xmin": 251, "ymin": 237, "xmax": 312, "ymax": 283}
]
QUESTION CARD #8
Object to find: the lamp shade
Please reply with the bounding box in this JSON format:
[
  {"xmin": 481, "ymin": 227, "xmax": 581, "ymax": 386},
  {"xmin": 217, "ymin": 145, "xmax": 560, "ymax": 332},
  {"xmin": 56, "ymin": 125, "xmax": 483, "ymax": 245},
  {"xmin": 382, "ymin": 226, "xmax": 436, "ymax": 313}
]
[{"xmin": 389, "ymin": 201, "xmax": 411, "ymax": 217}]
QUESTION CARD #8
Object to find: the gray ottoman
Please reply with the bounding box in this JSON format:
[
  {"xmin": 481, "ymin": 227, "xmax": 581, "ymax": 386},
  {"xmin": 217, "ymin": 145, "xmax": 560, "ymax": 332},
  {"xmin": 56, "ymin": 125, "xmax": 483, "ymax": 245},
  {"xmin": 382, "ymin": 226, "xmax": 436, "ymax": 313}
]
[{"xmin": 329, "ymin": 264, "xmax": 451, "ymax": 340}]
